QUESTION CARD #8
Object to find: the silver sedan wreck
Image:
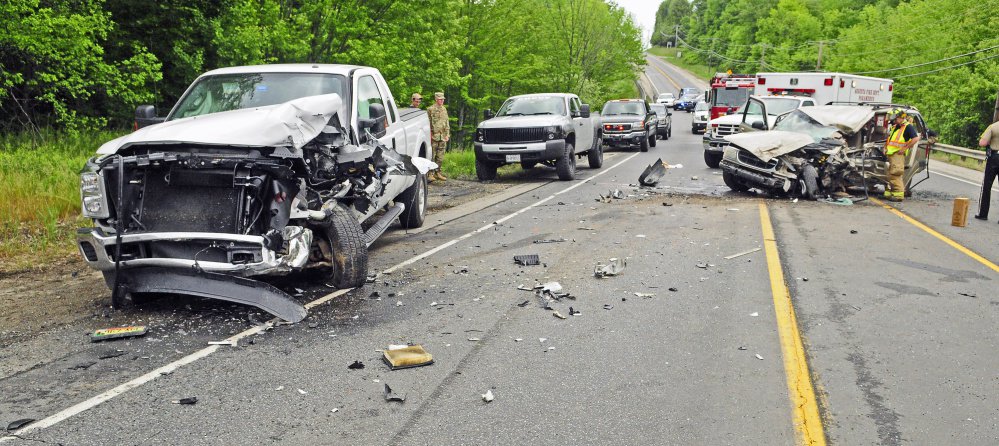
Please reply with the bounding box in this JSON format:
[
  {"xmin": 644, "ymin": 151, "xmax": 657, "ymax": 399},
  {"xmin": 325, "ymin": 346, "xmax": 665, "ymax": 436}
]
[
  {"xmin": 77, "ymin": 65, "xmax": 434, "ymax": 322},
  {"xmin": 719, "ymin": 105, "xmax": 933, "ymax": 199}
]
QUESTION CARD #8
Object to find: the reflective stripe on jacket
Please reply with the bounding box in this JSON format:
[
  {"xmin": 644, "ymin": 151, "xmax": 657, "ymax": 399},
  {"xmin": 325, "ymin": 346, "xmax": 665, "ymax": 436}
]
[{"xmin": 885, "ymin": 123, "xmax": 911, "ymax": 155}]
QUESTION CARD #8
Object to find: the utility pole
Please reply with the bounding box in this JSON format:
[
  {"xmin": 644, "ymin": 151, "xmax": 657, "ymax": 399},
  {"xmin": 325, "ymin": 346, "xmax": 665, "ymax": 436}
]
[
  {"xmin": 674, "ymin": 24, "xmax": 679, "ymax": 49},
  {"xmin": 816, "ymin": 41, "xmax": 824, "ymax": 71}
]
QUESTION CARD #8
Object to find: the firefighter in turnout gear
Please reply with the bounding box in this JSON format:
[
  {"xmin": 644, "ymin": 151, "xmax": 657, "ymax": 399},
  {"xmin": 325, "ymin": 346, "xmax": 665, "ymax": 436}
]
[{"xmin": 883, "ymin": 108, "xmax": 920, "ymax": 202}]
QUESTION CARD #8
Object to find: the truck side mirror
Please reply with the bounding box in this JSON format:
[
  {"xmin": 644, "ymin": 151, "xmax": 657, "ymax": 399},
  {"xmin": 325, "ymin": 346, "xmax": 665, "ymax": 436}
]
[
  {"xmin": 484, "ymin": 109, "xmax": 494, "ymax": 120},
  {"xmin": 134, "ymin": 105, "xmax": 163, "ymax": 130},
  {"xmin": 359, "ymin": 103, "xmax": 387, "ymax": 140},
  {"xmin": 580, "ymin": 104, "xmax": 591, "ymax": 118},
  {"xmin": 751, "ymin": 121, "xmax": 767, "ymax": 130}
]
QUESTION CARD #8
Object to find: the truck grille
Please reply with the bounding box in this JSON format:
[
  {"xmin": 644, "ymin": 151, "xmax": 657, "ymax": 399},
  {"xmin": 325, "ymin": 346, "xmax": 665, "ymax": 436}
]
[
  {"xmin": 140, "ymin": 167, "xmax": 240, "ymax": 233},
  {"xmin": 483, "ymin": 127, "xmax": 546, "ymax": 143},
  {"xmin": 603, "ymin": 123, "xmax": 634, "ymax": 133},
  {"xmin": 737, "ymin": 150, "xmax": 779, "ymax": 170},
  {"xmin": 715, "ymin": 123, "xmax": 740, "ymax": 136}
]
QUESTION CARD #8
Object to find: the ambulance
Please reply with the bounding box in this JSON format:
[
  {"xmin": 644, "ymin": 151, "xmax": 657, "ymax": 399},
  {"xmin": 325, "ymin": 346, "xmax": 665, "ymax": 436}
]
[{"xmin": 754, "ymin": 72, "xmax": 893, "ymax": 105}]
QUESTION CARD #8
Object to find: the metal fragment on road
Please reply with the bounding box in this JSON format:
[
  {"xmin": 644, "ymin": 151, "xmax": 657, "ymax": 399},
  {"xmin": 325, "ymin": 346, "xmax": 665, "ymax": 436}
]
[
  {"xmin": 695, "ymin": 262, "xmax": 708, "ymax": 269},
  {"xmin": 533, "ymin": 238, "xmax": 567, "ymax": 244},
  {"xmin": 755, "ymin": 354, "xmax": 764, "ymax": 360},
  {"xmin": 638, "ymin": 158, "xmax": 671, "ymax": 186},
  {"xmin": 384, "ymin": 384, "xmax": 406, "ymax": 402},
  {"xmin": 724, "ymin": 248, "xmax": 762, "ymax": 260},
  {"xmin": 514, "ymin": 254, "xmax": 541, "ymax": 266},
  {"xmin": 482, "ymin": 390, "xmax": 495, "ymax": 402},
  {"xmin": 517, "ymin": 284, "xmax": 533, "ymax": 291},
  {"xmin": 171, "ymin": 397, "xmax": 198, "ymax": 405},
  {"xmin": 603, "ymin": 304, "xmax": 613, "ymax": 310},
  {"xmin": 208, "ymin": 340, "xmax": 235, "ymax": 346},
  {"xmin": 6, "ymin": 418, "xmax": 35, "ymax": 431},
  {"xmin": 594, "ymin": 258, "xmax": 626, "ymax": 278},
  {"xmin": 348, "ymin": 360, "xmax": 365, "ymax": 370},
  {"xmin": 634, "ymin": 292, "xmax": 655, "ymax": 298},
  {"xmin": 297, "ymin": 388, "xmax": 307, "ymax": 395},
  {"xmin": 517, "ymin": 300, "xmax": 530, "ymax": 307},
  {"xmin": 552, "ymin": 311, "xmax": 567, "ymax": 320}
]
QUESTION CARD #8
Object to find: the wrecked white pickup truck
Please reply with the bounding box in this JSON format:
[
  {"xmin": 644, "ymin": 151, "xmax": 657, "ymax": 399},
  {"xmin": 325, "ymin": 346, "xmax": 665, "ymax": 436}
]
[{"xmin": 77, "ymin": 64, "xmax": 433, "ymax": 322}]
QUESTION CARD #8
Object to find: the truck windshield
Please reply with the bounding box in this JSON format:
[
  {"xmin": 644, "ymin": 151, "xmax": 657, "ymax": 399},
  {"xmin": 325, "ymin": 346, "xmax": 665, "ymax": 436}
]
[
  {"xmin": 713, "ymin": 87, "xmax": 750, "ymax": 108},
  {"xmin": 169, "ymin": 73, "xmax": 347, "ymax": 120},
  {"xmin": 603, "ymin": 102, "xmax": 645, "ymax": 115},
  {"xmin": 496, "ymin": 97, "xmax": 566, "ymax": 116},
  {"xmin": 773, "ymin": 109, "xmax": 840, "ymax": 142},
  {"xmin": 694, "ymin": 101, "xmax": 709, "ymax": 112},
  {"xmin": 650, "ymin": 104, "xmax": 667, "ymax": 116},
  {"xmin": 760, "ymin": 97, "xmax": 805, "ymax": 115}
]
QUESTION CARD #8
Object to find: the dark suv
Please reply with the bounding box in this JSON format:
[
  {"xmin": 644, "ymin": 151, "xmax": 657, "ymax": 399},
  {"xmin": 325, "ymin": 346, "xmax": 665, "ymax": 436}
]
[{"xmin": 600, "ymin": 99, "xmax": 658, "ymax": 152}]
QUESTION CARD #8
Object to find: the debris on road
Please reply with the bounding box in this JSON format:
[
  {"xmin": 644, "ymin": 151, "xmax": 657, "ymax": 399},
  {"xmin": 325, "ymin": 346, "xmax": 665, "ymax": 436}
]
[
  {"xmin": 638, "ymin": 158, "xmax": 670, "ymax": 186},
  {"xmin": 517, "ymin": 284, "xmax": 533, "ymax": 291},
  {"xmin": 207, "ymin": 340, "xmax": 235, "ymax": 346},
  {"xmin": 517, "ymin": 300, "xmax": 530, "ymax": 307},
  {"xmin": 348, "ymin": 360, "xmax": 365, "ymax": 370},
  {"xmin": 755, "ymin": 354, "xmax": 764, "ymax": 360},
  {"xmin": 569, "ymin": 307, "xmax": 581, "ymax": 316},
  {"xmin": 738, "ymin": 346, "xmax": 747, "ymax": 351},
  {"xmin": 603, "ymin": 304, "xmax": 613, "ymax": 310},
  {"xmin": 634, "ymin": 292, "xmax": 655, "ymax": 298},
  {"xmin": 695, "ymin": 262, "xmax": 709, "ymax": 269},
  {"xmin": 533, "ymin": 238, "xmax": 567, "ymax": 244},
  {"xmin": 275, "ymin": 386, "xmax": 285, "ymax": 391},
  {"xmin": 482, "ymin": 390, "xmax": 495, "ymax": 402},
  {"xmin": 819, "ymin": 197, "xmax": 854, "ymax": 206},
  {"xmin": 453, "ymin": 266, "xmax": 469, "ymax": 274},
  {"xmin": 68, "ymin": 361, "xmax": 97, "ymax": 370},
  {"xmin": 724, "ymin": 248, "xmax": 761, "ymax": 260},
  {"xmin": 578, "ymin": 226, "xmax": 595, "ymax": 230},
  {"xmin": 594, "ymin": 258, "xmax": 626, "ymax": 278},
  {"xmin": 552, "ymin": 310, "xmax": 567, "ymax": 320},
  {"xmin": 668, "ymin": 287, "xmax": 678, "ymax": 292},
  {"xmin": 171, "ymin": 397, "xmax": 198, "ymax": 405},
  {"xmin": 6, "ymin": 419, "xmax": 35, "ymax": 431},
  {"xmin": 89, "ymin": 325, "xmax": 148, "ymax": 342},
  {"xmin": 850, "ymin": 230, "xmax": 858, "ymax": 234},
  {"xmin": 383, "ymin": 345, "xmax": 434, "ymax": 370},
  {"xmin": 98, "ymin": 349, "xmax": 126, "ymax": 360},
  {"xmin": 297, "ymin": 389, "xmax": 307, "ymax": 395},
  {"xmin": 538, "ymin": 282, "xmax": 563, "ymax": 294},
  {"xmin": 384, "ymin": 384, "xmax": 406, "ymax": 402},
  {"xmin": 468, "ymin": 337, "xmax": 481, "ymax": 341},
  {"xmin": 514, "ymin": 254, "xmax": 541, "ymax": 266}
]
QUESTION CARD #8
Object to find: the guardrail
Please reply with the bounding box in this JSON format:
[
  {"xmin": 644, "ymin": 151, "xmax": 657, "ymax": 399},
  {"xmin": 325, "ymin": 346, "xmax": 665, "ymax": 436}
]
[{"xmin": 932, "ymin": 143, "xmax": 986, "ymax": 163}]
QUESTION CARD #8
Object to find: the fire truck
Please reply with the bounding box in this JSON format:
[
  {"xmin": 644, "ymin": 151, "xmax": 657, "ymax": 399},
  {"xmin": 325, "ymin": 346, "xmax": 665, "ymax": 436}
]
[{"xmin": 707, "ymin": 72, "xmax": 756, "ymax": 120}]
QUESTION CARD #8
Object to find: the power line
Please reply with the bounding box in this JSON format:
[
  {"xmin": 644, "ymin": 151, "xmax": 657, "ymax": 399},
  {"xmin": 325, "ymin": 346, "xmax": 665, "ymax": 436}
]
[
  {"xmin": 894, "ymin": 52, "xmax": 999, "ymax": 79},
  {"xmin": 852, "ymin": 44, "xmax": 999, "ymax": 74}
]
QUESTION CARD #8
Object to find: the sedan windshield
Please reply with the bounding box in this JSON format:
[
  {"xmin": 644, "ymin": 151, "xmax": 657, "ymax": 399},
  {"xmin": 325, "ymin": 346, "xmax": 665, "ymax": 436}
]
[
  {"xmin": 170, "ymin": 73, "xmax": 346, "ymax": 120},
  {"xmin": 603, "ymin": 101, "xmax": 645, "ymax": 115},
  {"xmin": 773, "ymin": 109, "xmax": 840, "ymax": 142},
  {"xmin": 496, "ymin": 96, "xmax": 566, "ymax": 116}
]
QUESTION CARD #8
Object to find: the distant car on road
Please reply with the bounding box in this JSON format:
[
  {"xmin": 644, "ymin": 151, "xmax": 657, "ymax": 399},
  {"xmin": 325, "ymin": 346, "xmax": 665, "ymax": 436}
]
[
  {"xmin": 692, "ymin": 101, "xmax": 709, "ymax": 134},
  {"xmin": 657, "ymin": 93, "xmax": 676, "ymax": 107},
  {"xmin": 679, "ymin": 87, "xmax": 700, "ymax": 98},
  {"xmin": 650, "ymin": 103, "xmax": 672, "ymax": 140},
  {"xmin": 600, "ymin": 99, "xmax": 658, "ymax": 152},
  {"xmin": 674, "ymin": 93, "xmax": 701, "ymax": 112}
]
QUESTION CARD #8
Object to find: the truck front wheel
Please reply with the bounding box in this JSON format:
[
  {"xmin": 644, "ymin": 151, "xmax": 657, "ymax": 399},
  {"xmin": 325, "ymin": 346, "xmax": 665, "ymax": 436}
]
[
  {"xmin": 319, "ymin": 203, "xmax": 368, "ymax": 289},
  {"xmin": 397, "ymin": 172, "xmax": 427, "ymax": 228},
  {"xmin": 723, "ymin": 171, "xmax": 749, "ymax": 192},
  {"xmin": 640, "ymin": 134, "xmax": 649, "ymax": 152},
  {"xmin": 476, "ymin": 156, "xmax": 498, "ymax": 181},
  {"xmin": 556, "ymin": 143, "xmax": 576, "ymax": 180},
  {"xmin": 704, "ymin": 151, "xmax": 722, "ymax": 168},
  {"xmin": 649, "ymin": 129, "xmax": 657, "ymax": 148}
]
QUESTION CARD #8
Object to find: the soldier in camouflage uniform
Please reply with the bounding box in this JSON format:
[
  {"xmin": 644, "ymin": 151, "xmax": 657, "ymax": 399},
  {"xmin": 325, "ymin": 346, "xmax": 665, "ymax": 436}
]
[{"xmin": 427, "ymin": 91, "xmax": 450, "ymax": 182}]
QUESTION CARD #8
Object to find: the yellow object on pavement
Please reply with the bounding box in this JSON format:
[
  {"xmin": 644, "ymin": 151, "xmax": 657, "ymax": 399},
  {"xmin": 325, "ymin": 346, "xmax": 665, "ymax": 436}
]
[{"xmin": 383, "ymin": 345, "xmax": 434, "ymax": 369}]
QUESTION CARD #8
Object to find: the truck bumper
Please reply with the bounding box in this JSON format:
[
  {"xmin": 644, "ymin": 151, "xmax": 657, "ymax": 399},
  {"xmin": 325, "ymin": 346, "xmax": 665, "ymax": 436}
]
[
  {"xmin": 76, "ymin": 226, "xmax": 313, "ymax": 276},
  {"xmin": 603, "ymin": 131, "xmax": 646, "ymax": 148},
  {"xmin": 475, "ymin": 139, "xmax": 566, "ymax": 164},
  {"xmin": 703, "ymin": 135, "xmax": 728, "ymax": 153}
]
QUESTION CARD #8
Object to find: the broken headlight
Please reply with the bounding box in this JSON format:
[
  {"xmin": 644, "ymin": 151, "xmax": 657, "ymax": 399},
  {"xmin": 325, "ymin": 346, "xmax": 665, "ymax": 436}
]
[
  {"xmin": 80, "ymin": 170, "xmax": 110, "ymax": 219},
  {"xmin": 545, "ymin": 126, "xmax": 562, "ymax": 140}
]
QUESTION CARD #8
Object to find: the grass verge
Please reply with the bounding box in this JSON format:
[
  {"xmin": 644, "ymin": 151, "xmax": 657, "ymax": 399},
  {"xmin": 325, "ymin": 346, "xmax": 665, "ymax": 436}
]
[
  {"xmin": 930, "ymin": 151, "xmax": 985, "ymax": 172},
  {"xmin": 440, "ymin": 148, "xmax": 519, "ymax": 180},
  {"xmin": 1, "ymin": 130, "xmax": 125, "ymax": 272}
]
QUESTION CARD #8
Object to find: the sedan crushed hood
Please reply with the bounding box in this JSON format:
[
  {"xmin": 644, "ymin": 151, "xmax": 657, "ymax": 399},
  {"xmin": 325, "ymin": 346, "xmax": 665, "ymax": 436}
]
[
  {"xmin": 98, "ymin": 94, "xmax": 344, "ymax": 155},
  {"xmin": 725, "ymin": 131, "xmax": 817, "ymax": 162}
]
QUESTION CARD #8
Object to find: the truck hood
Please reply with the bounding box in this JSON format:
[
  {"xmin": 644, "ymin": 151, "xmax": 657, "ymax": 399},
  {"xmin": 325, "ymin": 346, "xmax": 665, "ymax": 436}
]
[
  {"xmin": 478, "ymin": 115, "xmax": 564, "ymax": 129},
  {"xmin": 600, "ymin": 115, "xmax": 644, "ymax": 124},
  {"xmin": 708, "ymin": 114, "xmax": 742, "ymax": 125},
  {"xmin": 724, "ymin": 131, "xmax": 817, "ymax": 162},
  {"xmin": 798, "ymin": 106, "xmax": 874, "ymax": 134},
  {"xmin": 98, "ymin": 93, "xmax": 344, "ymax": 155}
]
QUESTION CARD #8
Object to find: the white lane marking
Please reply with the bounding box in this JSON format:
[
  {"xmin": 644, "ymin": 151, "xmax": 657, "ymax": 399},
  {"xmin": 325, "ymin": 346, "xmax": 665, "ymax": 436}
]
[
  {"xmin": 1, "ymin": 151, "xmax": 642, "ymax": 442},
  {"xmin": 933, "ymin": 170, "xmax": 998, "ymax": 193}
]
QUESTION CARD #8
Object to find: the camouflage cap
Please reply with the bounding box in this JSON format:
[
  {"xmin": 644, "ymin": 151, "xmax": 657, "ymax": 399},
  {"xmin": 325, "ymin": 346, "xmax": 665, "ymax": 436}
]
[
  {"xmin": 434, "ymin": 92, "xmax": 445, "ymax": 100},
  {"xmin": 411, "ymin": 93, "xmax": 422, "ymax": 100}
]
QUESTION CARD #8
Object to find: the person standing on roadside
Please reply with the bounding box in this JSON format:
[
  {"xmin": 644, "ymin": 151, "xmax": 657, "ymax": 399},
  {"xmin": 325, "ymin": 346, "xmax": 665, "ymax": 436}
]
[
  {"xmin": 882, "ymin": 108, "xmax": 920, "ymax": 202},
  {"xmin": 974, "ymin": 117, "xmax": 999, "ymax": 221},
  {"xmin": 427, "ymin": 92, "xmax": 450, "ymax": 183},
  {"xmin": 410, "ymin": 93, "xmax": 423, "ymax": 109}
]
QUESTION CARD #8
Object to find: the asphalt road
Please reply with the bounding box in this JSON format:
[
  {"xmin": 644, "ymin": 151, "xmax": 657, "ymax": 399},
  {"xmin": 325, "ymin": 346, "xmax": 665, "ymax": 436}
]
[{"xmin": 2, "ymin": 56, "xmax": 997, "ymax": 445}]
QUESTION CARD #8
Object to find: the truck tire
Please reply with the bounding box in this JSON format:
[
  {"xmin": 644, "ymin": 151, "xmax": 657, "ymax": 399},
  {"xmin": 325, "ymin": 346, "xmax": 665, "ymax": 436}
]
[
  {"xmin": 704, "ymin": 151, "xmax": 722, "ymax": 168},
  {"xmin": 520, "ymin": 161, "xmax": 537, "ymax": 170},
  {"xmin": 723, "ymin": 171, "xmax": 749, "ymax": 192},
  {"xmin": 556, "ymin": 143, "xmax": 576, "ymax": 181},
  {"xmin": 476, "ymin": 156, "xmax": 498, "ymax": 181},
  {"xmin": 664, "ymin": 124, "xmax": 671, "ymax": 140},
  {"xmin": 640, "ymin": 134, "xmax": 649, "ymax": 152},
  {"xmin": 397, "ymin": 172, "xmax": 427, "ymax": 229},
  {"xmin": 587, "ymin": 141, "xmax": 603, "ymax": 169},
  {"xmin": 319, "ymin": 203, "xmax": 368, "ymax": 289},
  {"xmin": 800, "ymin": 164, "xmax": 819, "ymax": 200},
  {"xmin": 649, "ymin": 130, "xmax": 657, "ymax": 148}
]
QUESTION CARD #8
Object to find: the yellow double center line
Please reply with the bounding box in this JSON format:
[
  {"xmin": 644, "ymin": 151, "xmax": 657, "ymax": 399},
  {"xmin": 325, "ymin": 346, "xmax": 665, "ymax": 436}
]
[{"xmin": 758, "ymin": 202, "xmax": 826, "ymax": 446}]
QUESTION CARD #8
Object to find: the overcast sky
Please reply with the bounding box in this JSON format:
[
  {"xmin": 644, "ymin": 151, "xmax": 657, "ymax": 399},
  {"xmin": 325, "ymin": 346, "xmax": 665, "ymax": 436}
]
[{"xmin": 614, "ymin": 0, "xmax": 660, "ymax": 47}]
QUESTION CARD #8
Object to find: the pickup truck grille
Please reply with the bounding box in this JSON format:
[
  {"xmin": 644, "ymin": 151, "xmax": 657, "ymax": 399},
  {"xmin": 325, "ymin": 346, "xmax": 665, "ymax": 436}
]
[
  {"xmin": 603, "ymin": 123, "xmax": 634, "ymax": 133},
  {"xmin": 715, "ymin": 123, "xmax": 740, "ymax": 137},
  {"xmin": 483, "ymin": 127, "xmax": 546, "ymax": 143},
  {"xmin": 737, "ymin": 150, "xmax": 779, "ymax": 170}
]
